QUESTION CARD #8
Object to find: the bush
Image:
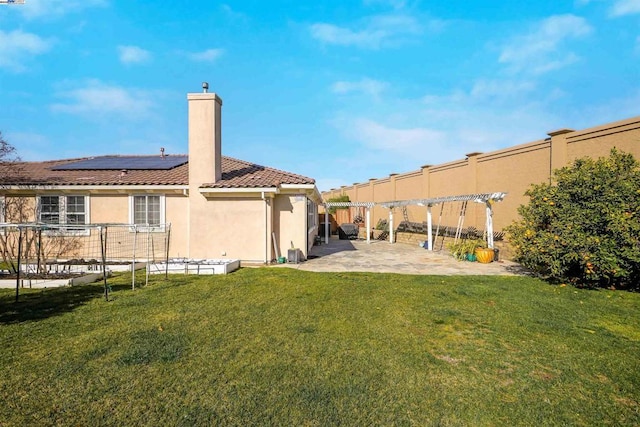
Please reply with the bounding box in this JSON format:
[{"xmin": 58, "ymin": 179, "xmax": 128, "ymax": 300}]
[
  {"xmin": 326, "ymin": 195, "xmax": 350, "ymax": 214},
  {"xmin": 506, "ymin": 149, "xmax": 640, "ymax": 290}
]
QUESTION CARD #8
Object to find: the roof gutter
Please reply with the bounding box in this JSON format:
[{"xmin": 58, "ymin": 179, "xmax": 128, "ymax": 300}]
[
  {"xmin": 280, "ymin": 184, "xmax": 316, "ymax": 190},
  {"xmin": 198, "ymin": 187, "xmax": 279, "ymax": 194},
  {"xmin": 0, "ymin": 184, "xmax": 188, "ymax": 192}
]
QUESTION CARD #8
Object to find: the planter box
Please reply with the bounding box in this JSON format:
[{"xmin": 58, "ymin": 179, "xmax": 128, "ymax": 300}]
[{"xmin": 148, "ymin": 259, "xmax": 240, "ymax": 275}]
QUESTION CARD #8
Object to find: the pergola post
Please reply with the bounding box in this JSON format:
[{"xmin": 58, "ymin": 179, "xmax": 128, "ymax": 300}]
[
  {"xmin": 389, "ymin": 209, "xmax": 394, "ymax": 244},
  {"xmin": 366, "ymin": 207, "xmax": 371, "ymax": 244},
  {"xmin": 426, "ymin": 205, "xmax": 433, "ymax": 251},
  {"xmin": 486, "ymin": 202, "xmax": 494, "ymax": 249}
]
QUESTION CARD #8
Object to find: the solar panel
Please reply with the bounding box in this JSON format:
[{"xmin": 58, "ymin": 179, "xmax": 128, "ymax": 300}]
[{"xmin": 51, "ymin": 156, "xmax": 189, "ymax": 171}]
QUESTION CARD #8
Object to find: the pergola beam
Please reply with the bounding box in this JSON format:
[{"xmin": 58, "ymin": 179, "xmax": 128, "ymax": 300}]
[
  {"xmin": 379, "ymin": 192, "xmax": 506, "ymax": 209},
  {"xmin": 322, "ymin": 192, "xmax": 507, "ymax": 248}
]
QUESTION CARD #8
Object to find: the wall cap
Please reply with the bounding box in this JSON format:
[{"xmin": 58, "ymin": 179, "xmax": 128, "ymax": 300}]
[
  {"xmin": 465, "ymin": 151, "xmax": 483, "ymax": 158},
  {"xmin": 547, "ymin": 128, "xmax": 575, "ymax": 137}
]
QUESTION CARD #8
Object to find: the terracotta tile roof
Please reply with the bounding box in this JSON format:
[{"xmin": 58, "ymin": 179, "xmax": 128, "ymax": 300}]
[
  {"xmin": 0, "ymin": 155, "xmax": 315, "ymax": 188},
  {"xmin": 201, "ymin": 156, "xmax": 314, "ymax": 188}
]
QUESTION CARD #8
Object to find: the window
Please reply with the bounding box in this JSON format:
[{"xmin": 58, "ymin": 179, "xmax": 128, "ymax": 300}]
[
  {"xmin": 130, "ymin": 195, "xmax": 165, "ymax": 231},
  {"xmin": 37, "ymin": 195, "xmax": 89, "ymax": 234},
  {"xmin": 307, "ymin": 199, "xmax": 317, "ymax": 231}
]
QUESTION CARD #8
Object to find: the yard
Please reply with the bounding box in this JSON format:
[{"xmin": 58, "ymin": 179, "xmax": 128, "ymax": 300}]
[{"xmin": 1, "ymin": 269, "xmax": 639, "ymax": 426}]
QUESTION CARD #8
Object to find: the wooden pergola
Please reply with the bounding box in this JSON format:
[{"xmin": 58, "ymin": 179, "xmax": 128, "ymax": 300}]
[{"xmin": 323, "ymin": 192, "xmax": 507, "ymax": 250}]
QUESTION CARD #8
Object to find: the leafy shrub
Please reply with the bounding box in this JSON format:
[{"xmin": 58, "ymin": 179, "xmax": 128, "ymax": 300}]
[
  {"xmin": 506, "ymin": 149, "xmax": 640, "ymax": 290},
  {"xmin": 447, "ymin": 239, "xmax": 485, "ymax": 261},
  {"xmin": 375, "ymin": 219, "xmax": 388, "ymax": 231},
  {"xmin": 326, "ymin": 195, "xmax": 350, "ymax": 214}
]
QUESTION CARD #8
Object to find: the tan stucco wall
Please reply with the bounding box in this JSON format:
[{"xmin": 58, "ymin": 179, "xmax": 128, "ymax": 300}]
[
  {"xmin": 165, "ymin": 194, "xmax": 189, "ymax": 258},
  {"xmin": 476, "ymin": 140, "xmax": 550, "ymax": 230},
  {"xmin": 0, "ymin": 189, "xmax": 314, "ymax": 263},
  {"xmin": 89, "ymin": 193, "xmax": 189, "ymax": 257},
  {"xmin": 90, "ymin": 194, "xmax": 128, "ymax": 223},
  {"xmin": 323, "ymin": 115, "xmax": 640, "ymax": 233},
  {"xmin": 188, "ymin": 195, "xmax": 269, "ymax": 262},
  {"xmin": 566, "ymin": 116, "xmax": 640, "ymax": 162},
  {"xmin": 273, "ymin": 194, "xmax": 310, "ymax": 260}
]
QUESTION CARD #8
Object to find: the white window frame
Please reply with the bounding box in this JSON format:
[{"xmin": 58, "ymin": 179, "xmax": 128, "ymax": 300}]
[
  {"xmin": 307, "ymin": 199, "xmax": 318, "ymax": 231},
  {"xmin": 37, "ymin": 195, "xmax": 90, "ymax": 236},
  {"xmin": 129, "ymin": 194, "xmax": 166, "ymax": 232}
]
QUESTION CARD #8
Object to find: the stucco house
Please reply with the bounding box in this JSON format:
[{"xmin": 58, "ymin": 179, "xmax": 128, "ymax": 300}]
[{"xmin": 0, "ymin": 86, "xmax": 322, "ymax": 264}]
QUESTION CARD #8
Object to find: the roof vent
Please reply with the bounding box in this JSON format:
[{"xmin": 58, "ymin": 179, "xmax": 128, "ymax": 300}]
[
  {"xmin": 202, "ymin": 82, "xmax": 209, "ymax": 93},
  {"xmin": 160, "ymin": 147, "xmax": 165, "ymax": 159}
]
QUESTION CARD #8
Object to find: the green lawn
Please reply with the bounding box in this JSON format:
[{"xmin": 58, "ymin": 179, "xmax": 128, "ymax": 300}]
[{"xmin": 1, "ymin": 269, "xmax": 639, "ymax": 426}]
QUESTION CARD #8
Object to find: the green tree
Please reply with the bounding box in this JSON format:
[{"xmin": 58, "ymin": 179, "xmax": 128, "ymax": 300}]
[
  {"xmin": 506, "ymin": 149, "xmax": 640, "ymax": 290},
  {"xmin": 326, "ymin": 194, "xmax": 350, "ymax": 214}
]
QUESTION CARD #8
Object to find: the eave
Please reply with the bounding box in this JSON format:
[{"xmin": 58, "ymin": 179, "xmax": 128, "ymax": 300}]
[{"xmin": 0, "ymin": 184, "xmax": 188, "ymax": 195}]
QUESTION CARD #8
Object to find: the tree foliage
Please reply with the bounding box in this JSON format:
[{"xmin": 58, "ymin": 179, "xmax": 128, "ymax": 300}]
[
  {"xmin": 326, "ymin": 194, "xmax": 350, "ymax": 214},
  {"xmin": 0, "ymin": 134, "xmax": 82, "ymax": 273},
  {"xmin": 0, "ymin": 131, "xmax": 19, "ymax": 162},
  {"xmin": 506, "ymin": 149, "xmax": 640, "ymax": 290},
  {"xmin": 0, "ymin": 131, "xmax": 20, "ymax": 181}
]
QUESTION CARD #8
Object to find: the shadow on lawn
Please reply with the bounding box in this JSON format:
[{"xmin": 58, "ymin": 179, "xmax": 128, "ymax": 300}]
[{"xmin": 0, "ymin": 283, "xmax": 130, "ymax": 325}]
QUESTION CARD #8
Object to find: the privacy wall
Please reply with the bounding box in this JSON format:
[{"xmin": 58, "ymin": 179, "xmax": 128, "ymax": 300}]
[{"xmin": 322, "ymin": 116, "xmax": 640, "ymax": 233}]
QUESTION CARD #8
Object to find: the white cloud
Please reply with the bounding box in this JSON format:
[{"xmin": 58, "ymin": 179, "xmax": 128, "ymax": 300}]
[
  {"xmin": 469, "ymin": 79, "xmax": 536, "ymax": 100},
  {"xmin": 188, "ymin": 48, "xmax": 224, "ymax": 62},
  {"xmin": 51, "ymin": 80, "xmax": 154, "ymax": 118},
  {"xmin": 350, "ymin": 118, "xmax": 445, "ymax": 151},
  {"xmin": 118, "ymin": 45, "xmax": 151, "ymax": 65},
  {"xmin": 331, "ymin": 78, "xmax": 388, "ymax": 98},
  {"xmin": 0, "ymin": 29, "xmax": 53, "ymax": 72},
  {"xmin": 331, "ymin": 79, "xmax": 560, "ymax": 168},
  {"xmin": 499, "ymin": 14, "xmax": 592, "ymax": 74},
  {"xmin": 334, "ymin": 117, "xmax": 455, "ymax": 163},
  {"xmin": 610, "ymin": 0, "xmax": 640, "ymax": 16},
  {"xmin": 310, "ymin": 14, "xmax": 424, "ymax": 49},
  {"xmin": 19, "ymin": 0, "xmax": 107, "ymax": 20},
  {"xmin": 220, "ymin": 4, "xmax": 248, "ymax": 23}
]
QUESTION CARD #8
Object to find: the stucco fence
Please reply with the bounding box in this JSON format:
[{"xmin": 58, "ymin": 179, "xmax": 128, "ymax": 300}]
[{"xmin": 323, "ymin": 116, "xmax": 640, "ymax": 256}]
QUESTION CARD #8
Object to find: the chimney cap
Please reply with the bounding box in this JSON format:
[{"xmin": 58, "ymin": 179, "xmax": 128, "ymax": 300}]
[{"xmin": 202, "ymin": 82, "xmax": 209, "ymax": 93}]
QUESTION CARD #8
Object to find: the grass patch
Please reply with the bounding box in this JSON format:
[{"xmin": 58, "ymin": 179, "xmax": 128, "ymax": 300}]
[{"xmin": 1, "ymin": 269, "xmax": 639, "ymax": 425}]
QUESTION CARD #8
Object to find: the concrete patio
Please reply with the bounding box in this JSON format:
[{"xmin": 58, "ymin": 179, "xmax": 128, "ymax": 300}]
[{"xmin": 282, "ymin": 237, "xmax": 527, "ymax": 276}]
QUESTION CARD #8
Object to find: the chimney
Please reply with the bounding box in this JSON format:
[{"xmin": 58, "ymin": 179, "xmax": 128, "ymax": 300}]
[{"xmin": 188, "ymin": 82, "xmax": 223, "ymax": 186}]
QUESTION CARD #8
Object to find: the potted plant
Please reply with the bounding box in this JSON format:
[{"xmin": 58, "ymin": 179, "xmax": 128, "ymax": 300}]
[
  {"xmin": 474, "ymin": 240, "xmax": 495, "ymax": 263},
  {"xmin": 448, "ymin": 239, "xmax": 484, "ymax": 261}
]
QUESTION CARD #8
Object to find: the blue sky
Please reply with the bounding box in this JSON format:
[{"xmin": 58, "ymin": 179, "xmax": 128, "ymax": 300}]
[{"xmin": 1, "ymin": 0, "xmax": 639, "ymax": 191}]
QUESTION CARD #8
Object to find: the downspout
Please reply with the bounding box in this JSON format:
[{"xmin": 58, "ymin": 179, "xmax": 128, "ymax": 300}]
[
  {"xmin": 262, "ymin": 191, "xmax": 268, "ymax": 264},
  {"xmin": 185, "ymin": 188, "xmax": 190, "ymax": 259},
  {"xmin": 305, "ymin": 198, "xmax": 308, "ymax": 257}
]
